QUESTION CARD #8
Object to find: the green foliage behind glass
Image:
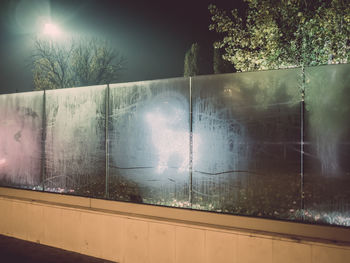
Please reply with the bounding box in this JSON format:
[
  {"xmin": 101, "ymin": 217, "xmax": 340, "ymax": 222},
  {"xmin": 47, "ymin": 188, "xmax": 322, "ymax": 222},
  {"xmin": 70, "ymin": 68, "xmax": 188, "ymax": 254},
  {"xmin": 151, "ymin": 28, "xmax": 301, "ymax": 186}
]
[{"xmin": 209, "ymin": 0, "xmax": 350, "ymax": 72}]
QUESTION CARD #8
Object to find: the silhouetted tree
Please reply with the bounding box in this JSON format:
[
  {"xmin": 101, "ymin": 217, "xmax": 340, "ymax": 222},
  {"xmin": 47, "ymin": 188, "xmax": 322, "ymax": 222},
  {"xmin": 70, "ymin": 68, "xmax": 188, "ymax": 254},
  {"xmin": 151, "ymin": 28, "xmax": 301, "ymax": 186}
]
[
  {"xmin": 184, "ymin": 43, "xmax": 200, "ymax": 77},
  {"xmin": 31, "ymin": 37, "xmax": 126, "ymax": 90},
  {"xmin": 213, "ymin": 47, "xmax": 235, "ymax": 74}
]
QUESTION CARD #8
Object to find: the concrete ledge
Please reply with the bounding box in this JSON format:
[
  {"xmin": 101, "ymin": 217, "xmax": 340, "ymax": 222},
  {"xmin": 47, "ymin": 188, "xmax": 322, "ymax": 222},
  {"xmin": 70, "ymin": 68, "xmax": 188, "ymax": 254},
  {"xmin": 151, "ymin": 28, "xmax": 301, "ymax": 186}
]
[
  {"xmin": 1, "ymin": 187, "xmax": 350, "ymax": 263},
  {"xmin": 0, "ymin": 187, "xmax": 91, "ymax": 207},
  {"xmin": 90, "ymin": 197, "xmax": 350, "ymax": 245},
  {"xmin": 1, "ymin": 187, "xmax": 350, "ymax": 245}
]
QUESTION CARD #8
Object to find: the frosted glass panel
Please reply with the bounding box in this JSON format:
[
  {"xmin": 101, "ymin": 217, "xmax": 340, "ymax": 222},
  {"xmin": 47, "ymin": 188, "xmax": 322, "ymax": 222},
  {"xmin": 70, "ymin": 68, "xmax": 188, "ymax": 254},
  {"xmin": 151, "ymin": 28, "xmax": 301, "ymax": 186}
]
[
  {"xmin": 0, "ymin": 92, "xmax": 43, "ymax": 188},
  {"xmin": 192, "ymin": 69, "xmax": 301, "ymax": 219},
  {"xmin": 304, "ymin": 64, "xmax": 350, "ymax": 226},
  {"xmin": 109, "ymin": 78, "xmax": 190, "ymax": 205},
  {"xmin": 1, "ymin": 64, "xmax": 349, "ymax": 227},
  {"xmin": 45, "ymin": 85, "xmax": 106, "ymax": 197}
]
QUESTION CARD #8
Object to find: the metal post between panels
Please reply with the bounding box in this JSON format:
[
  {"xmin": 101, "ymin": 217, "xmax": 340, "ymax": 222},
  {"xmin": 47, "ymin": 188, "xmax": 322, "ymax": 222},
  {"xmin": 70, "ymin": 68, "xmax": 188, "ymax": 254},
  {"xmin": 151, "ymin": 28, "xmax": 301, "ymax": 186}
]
[
  {"xmin": 301, "ymin": 99, "xmax": 305, "ymax": 210},
  {"xmin": 40, "ymin": 89, "xmax": 47, "ymax": 191},
  {"xmin": 300, "ymin": 66, "xmax": 305, "ymax": 212},
  {"xmin": 105, "ymin": 84, "xmax": 110, "ymax": 199},
  {"xmin": 189, "ymin": 77, "xmax": 193, "ymax": 206}
]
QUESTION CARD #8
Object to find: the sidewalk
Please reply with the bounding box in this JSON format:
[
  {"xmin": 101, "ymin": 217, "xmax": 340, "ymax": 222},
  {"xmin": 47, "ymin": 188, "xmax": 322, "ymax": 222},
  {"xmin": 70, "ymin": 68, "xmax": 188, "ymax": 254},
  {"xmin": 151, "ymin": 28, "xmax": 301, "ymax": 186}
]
[{"xmin": 0, "ymin": 234, "xmax": 115, "ymax": 263}]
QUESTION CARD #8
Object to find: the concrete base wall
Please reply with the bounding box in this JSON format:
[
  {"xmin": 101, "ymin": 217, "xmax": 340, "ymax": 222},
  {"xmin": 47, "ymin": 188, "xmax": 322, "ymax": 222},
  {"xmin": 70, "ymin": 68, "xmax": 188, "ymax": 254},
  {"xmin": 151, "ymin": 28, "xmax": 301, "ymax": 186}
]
[{"xmin": 1, "ymin": 187, "xmax": 350, "ymax": 263}]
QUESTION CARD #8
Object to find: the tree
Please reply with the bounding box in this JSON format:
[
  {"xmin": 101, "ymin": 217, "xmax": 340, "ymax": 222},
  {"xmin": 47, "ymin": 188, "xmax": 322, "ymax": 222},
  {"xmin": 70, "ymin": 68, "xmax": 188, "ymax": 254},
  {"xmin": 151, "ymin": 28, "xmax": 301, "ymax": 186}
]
[
  {"xmin": 209, "ymin": 0, "xmax": 350, "ymax": 72},
  {"xmin": 213, "ymin": 47, "xmax": 236, "ymax": 74},
  {"xmin": 31, "ymin": 38, "xmax": 126, "ymax": 90},
  {"xmin": 184, "ymin": 43, "xmax": 200, "ymax": 77},
  {"xmin": 209, "ymin": 0, "xmax": 350, "ymax": 178},
  {"xmin": 71, "ymin": 38, "xmax": 125, "ymax": 86},
  {"xmin": 32, "ymin": 40, "xmax": 73, "ymax": 90}
]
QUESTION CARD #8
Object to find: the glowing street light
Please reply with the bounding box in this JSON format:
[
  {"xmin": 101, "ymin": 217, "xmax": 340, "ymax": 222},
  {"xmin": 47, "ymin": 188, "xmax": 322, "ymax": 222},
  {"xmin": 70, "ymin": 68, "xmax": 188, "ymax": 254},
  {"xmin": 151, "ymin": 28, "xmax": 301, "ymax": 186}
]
[{"xmin": 42, "ymin": 22, "xmax": 62, "ymax": 39}]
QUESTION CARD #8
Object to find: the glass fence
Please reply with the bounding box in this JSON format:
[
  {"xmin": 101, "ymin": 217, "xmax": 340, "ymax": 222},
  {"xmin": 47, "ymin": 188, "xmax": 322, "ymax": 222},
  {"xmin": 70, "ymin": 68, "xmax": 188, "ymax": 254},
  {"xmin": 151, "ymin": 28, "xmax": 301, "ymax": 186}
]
[
  {"xmin": 44, "ymin": 86, "xmax": 107, "ymax": 198},
  {"xmin": 0, "ymin": 91, "xmax": 43, "ymax": 187},
  {"xmin": 303, "ymin": 64, "xmax": 350, "ymax": 226},
  {"xmin": 108, "ymin": 78, "xmax": 190, "ymax": 204},
  {"xmin": 0, "ymin": 64, "xmax": 349, "ymax": 227},
  {"xmin": 191, "ymin": 69, "xmax": 301, "ymax": 219}
]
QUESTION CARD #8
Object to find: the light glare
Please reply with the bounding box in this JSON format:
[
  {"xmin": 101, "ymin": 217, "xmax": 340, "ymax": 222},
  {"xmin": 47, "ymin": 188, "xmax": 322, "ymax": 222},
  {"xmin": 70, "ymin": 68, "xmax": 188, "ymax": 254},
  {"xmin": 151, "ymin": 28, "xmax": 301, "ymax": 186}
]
[
  {"xmin": 146, "ymin": 108, "xmax": 190, "ymax": 173},
  {"xmin": 0, "ymin": 158, "xmax": 6, "ymax": 166},
  {"xmin": 43, "ymin": 23, "xmax": 62, "ymax": 38}
]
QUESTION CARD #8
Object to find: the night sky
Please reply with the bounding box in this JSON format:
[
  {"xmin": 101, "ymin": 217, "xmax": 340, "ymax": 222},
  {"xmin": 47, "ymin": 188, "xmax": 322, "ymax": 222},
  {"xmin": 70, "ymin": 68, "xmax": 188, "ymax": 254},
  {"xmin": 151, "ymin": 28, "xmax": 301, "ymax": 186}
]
[{"xmin": 0, "ymin": 0, "xmax": 243, "ymax": 94}]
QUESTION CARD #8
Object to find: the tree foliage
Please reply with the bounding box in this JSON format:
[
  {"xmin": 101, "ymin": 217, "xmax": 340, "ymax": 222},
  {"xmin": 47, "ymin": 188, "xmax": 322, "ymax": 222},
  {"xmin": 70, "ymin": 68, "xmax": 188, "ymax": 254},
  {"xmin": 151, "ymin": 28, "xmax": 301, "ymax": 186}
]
[
  {"xmin": 31, "ymin": 38, "xmax": 126, "ymax": 90},
  {"xmin": 209, "ymin": 0, "xmax": 350, "ymax": 72},
  {"xmin": 184, "ymin": 43, "xmax": 200, "ymax": 77},
  {"xmin": 213, "ymin": 47, "xmax": 235, "ymax": 74}
]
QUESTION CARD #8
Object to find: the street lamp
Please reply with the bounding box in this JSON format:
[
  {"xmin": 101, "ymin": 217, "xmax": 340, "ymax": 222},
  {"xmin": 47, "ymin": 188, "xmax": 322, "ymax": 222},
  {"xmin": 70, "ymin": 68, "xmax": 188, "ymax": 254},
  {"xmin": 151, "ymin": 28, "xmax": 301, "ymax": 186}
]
[{"xmin": 42, "ymin": 22, "xmax": 62, "ymax": 39}]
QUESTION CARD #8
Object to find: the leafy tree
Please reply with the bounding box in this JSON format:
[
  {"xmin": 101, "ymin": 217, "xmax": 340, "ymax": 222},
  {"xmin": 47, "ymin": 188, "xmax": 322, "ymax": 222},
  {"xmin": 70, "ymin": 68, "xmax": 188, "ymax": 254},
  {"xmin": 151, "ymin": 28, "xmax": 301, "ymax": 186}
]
[
  {"xmin": 209, "ymin": 0, "xmax": 350, "ymax": 73},
  {"xmin": 184, "ymin": 43, "xmax": 200, "ymax": 77},
  {"xmin": 209, "ymin": 0, "xmax": 350, "ymax": 178},
  {"xmin": 213, "ymin": 47, "xmax": 236, "ymax": 74},
  {"xmin": 31, "ymin": 38, "xmax": 126, "ymax": 90}
]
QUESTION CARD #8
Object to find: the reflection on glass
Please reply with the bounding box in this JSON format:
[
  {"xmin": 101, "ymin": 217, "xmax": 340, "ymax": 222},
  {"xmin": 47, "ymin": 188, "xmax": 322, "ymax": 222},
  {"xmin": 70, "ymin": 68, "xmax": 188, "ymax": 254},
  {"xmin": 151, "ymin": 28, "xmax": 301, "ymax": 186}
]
[
  {"xmin": 44, "ymin": 85, "xmax": 106, "ymax": 197},
  {"xmin": 145, "ymin": 107, "xmax": 190, "ymax": 174},
  {"xmin": 304, "ymin": 64, "xmax": 350, "ymax": 226},
  {"xmin": 192, "ymin": 69, "xmax": 301, "ymax": 219},
  {"xmin": 108, "ymin": 78, "xmax": 190, "ymax": 205},
  {"xmin": 0, "ymin": 92, "xmax": 43, "ymax": 188}
]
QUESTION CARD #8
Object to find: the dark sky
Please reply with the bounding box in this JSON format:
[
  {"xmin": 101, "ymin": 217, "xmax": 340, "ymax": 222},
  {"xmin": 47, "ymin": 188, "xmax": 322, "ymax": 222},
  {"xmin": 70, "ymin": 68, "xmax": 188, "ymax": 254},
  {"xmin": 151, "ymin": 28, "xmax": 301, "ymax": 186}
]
[{"xmin": 0, "ymin": 0, "xmax": 243, "ymax": 94}]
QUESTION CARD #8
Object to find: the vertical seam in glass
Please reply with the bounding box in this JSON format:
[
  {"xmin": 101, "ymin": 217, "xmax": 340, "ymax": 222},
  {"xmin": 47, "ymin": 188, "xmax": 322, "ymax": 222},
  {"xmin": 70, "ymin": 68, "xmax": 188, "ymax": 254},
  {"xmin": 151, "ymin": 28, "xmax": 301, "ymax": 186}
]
[
  {"xmin": 40, "ymin": 89, "xmax": 47, "ymax": 191},
  {"xmin": 301, "ymin": 66, "xmax": 305, "ymax": 213},
  {"xmin": 301, "ymin": 100, "xmax": 305, "ymax": 211},
  {"xmin": 189, "ymin": 77, "xmax": 193, "ymax": 206},
  {"xmin": 105, "ymin": 84, "xmax": 110, "ymax": 199}
]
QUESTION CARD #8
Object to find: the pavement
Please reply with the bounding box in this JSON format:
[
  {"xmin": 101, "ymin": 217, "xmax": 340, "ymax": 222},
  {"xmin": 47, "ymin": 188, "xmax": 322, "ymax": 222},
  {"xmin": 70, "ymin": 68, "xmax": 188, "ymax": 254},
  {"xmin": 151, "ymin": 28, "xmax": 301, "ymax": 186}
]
[{"xmin": 0, "ymin": 234, "xmax": 115, "ymax": 263}]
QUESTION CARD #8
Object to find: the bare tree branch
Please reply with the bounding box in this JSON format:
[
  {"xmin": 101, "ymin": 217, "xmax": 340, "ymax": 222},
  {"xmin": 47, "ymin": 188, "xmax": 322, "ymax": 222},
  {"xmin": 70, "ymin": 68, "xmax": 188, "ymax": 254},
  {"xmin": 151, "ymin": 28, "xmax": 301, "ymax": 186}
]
[{"xmin": 30, "ymin": 37, "xmax": 126, "ymax": 90}]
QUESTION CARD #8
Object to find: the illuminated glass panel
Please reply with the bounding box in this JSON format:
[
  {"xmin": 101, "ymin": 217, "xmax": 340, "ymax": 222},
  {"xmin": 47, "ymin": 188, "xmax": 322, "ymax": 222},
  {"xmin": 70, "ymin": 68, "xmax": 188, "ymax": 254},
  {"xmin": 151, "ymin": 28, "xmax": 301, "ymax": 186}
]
[
  {"xmin": 0, "ymin": 92, "xmax": 43, "ymax": 188},
  {"xmin": 304, "ymin": 64, "xmax": 350, "ymax": 226},
  {"xmin": 108, "ymin": 78, "xmax": 190, "ymax": 205},
  {"xmin": 191, "ymin": 69, "xmax": 301, "ymax": 219},
  {"xmin": 44, "ymin": 85, "xmax": 106, "ymax": 197},
  {"xmin": 1, "ymin": 64, "xmax": 349, "ymax": 228}
]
